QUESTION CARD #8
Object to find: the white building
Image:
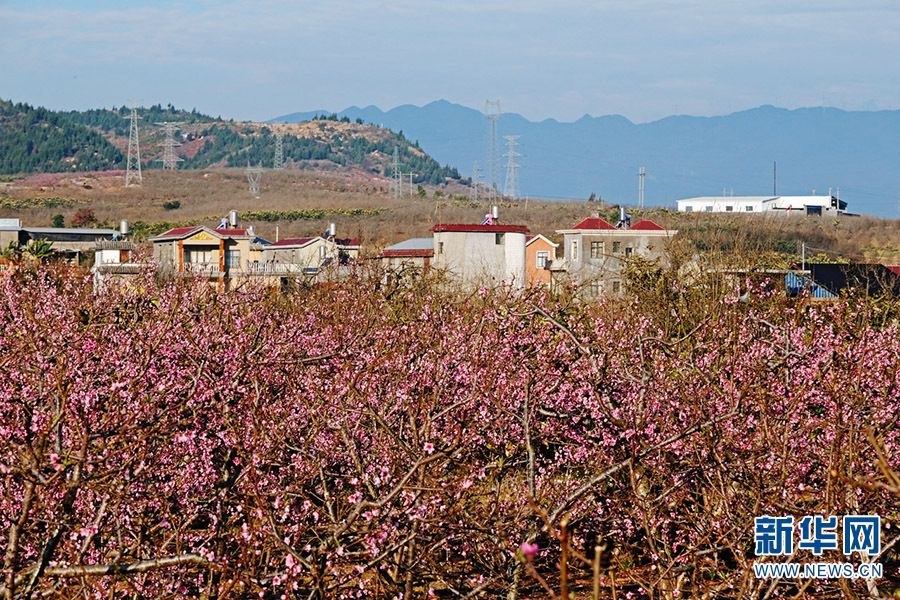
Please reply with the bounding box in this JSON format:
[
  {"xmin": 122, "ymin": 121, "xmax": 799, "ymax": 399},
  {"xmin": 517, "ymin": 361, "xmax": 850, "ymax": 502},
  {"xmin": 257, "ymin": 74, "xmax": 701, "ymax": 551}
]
[
  {"xmin": 554, "ymin": 216, "xmax": 678, "ymax": 297},
  {"xmin": 676, "ymin": 195, "xmax": 847, "ymax": 216},
  {"xmin": 431, "ymin": 223, "xmax": 528, "ymax": 287}
]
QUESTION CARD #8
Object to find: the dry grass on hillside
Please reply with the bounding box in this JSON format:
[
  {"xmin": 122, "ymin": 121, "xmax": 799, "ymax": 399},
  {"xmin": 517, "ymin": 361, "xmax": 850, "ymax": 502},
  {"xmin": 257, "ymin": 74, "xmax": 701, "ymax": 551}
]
[
  {"xmin": 0, "ymin": 168, "xmax": 589, "ymax": 250},
  {"xmin": 3, "ymin": 168, "xmax": 900, "ymax": 262}
]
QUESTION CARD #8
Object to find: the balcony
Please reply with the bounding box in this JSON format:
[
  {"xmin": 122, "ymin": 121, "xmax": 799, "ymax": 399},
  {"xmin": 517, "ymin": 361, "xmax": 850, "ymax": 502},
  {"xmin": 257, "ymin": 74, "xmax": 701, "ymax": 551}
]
[{"xmin": 181, "ymin": 262, "xmax": 224, "ymax": 277}]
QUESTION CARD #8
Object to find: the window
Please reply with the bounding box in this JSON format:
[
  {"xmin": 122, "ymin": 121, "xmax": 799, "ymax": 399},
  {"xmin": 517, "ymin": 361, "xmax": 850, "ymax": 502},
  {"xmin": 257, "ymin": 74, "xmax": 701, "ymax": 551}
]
[
  {"xmin": 725, "ymin": 205, "xmax": 734, "ymax": 212},
  {"xmin": 185, "ymin": 248, "xmax": 213, "ymax": 264},
  {"xmin": 225, "ymin": 249, "xmax": 241, "ymax": 270},
  {"xmin": 589, "ymin": 280, "xmax": 602, "ymax": 297},
  {"xmin": 495, "ymin": 233, "xmax": 505, "ymax": 245},
  {"xmin": 745, "ymin": 206, "xmax": 754, "ymax": 212},
  {"xmin": 570, "ymin": 241, "xmax": 578, "ymax": 261},
  {"xmin": 438, "ymin": 242, "xmax": 444, "ymax": 254},
  {"xmin": 612, "ymin": 281, "xmax": 621, "ymax": 293},
  {"xmin": 705, "ymin": 206, "xmax": 713, "ymax": 212},
  {"xmin": 625, "ymin": 247, "xmax": 633, "ymax": 257},
  {"xmin": 612, "ymin": 241, "xmax": 621, "ymax": 254},
  {"xmin": 536, "ymin": 250, "xmax": 550, "ymax": 269},
  {"xmin": 685, "ymin": 206, "xmax": 693, "ymax": 212},
  {"xmin": 590, "ymin": 241, "xmax": 604, "ymax": 258}
]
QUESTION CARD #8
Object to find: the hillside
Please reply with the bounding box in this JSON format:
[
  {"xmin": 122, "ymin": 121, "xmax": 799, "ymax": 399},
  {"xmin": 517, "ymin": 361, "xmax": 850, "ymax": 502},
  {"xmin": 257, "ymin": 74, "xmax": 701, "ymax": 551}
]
[
  {"xmin": 0, "ymin": 100, "xmax": 123, "ymax": 174},
  {"xmin": 2, "ymin": 168, "xmax": 900, "ymax": 266},
  {"xmin": 2, "ymin": 102, "xmax": 465, "ymax": 187},
  {"xmin": 273, "ymin": 100, "xmax": 900, "ymax": 217}
]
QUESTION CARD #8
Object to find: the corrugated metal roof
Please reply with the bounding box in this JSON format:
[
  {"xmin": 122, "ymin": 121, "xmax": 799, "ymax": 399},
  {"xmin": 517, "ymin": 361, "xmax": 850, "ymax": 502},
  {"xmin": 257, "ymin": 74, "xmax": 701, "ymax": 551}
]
[
  {"xmin": 24, "ymin": 227, "xmax": 116, "ymax": 236},
  {"xmin": 383, "ymin": 238, "xmax": 434, "ymax": 252}
]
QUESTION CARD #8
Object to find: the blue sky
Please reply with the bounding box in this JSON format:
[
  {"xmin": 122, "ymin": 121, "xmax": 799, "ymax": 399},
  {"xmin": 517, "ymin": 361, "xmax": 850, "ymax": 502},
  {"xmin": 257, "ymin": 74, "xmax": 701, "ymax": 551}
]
[{"xmin": 2, "ymin": 0, "xmax": 899, "ymax": 123}]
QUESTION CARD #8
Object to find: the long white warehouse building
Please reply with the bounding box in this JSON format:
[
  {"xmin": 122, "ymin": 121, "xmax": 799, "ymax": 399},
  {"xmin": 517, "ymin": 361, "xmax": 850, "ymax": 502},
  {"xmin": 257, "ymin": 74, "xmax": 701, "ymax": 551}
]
[{"xmin": 676, "ymin": 195, "xmax": 847, "ymax": 216}]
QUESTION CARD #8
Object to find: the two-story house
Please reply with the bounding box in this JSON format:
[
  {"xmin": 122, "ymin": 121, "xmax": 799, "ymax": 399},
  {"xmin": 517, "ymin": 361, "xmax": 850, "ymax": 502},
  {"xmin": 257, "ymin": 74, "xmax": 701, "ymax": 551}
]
[
  {"xmin": 555, "ymin": 216, "xmax": 677, "ymax": 296},
  {"xmin": 151, "ymin": 226, "xmax": 269, "ymax": 290},
  {"xmin": 525, "ymin": 234, "xmax": 558, "ymax": 286}
]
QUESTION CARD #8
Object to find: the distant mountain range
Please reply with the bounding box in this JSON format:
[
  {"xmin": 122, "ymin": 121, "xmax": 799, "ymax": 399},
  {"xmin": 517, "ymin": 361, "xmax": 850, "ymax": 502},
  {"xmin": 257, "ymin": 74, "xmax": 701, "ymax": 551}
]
[{"xmin": 272, "ymin": 100, "xmax": 900, "ymax": 217}]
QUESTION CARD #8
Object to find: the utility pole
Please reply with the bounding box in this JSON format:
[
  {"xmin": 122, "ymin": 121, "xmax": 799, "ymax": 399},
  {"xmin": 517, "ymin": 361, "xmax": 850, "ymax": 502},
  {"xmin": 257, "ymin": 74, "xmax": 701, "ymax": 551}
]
[
  {"xmin": 125, "ymin": 100, "xmax": 142, "ymax": 186},
  {"xmin": 503, "ymin": 135, "xmax": 520, "ymax": 200},
  {"xmin": 273, "ymin": 131, "xmax": 284, "ymax": 170},
  {"xmin": 470, "ymin": 163, "xmax": 481, "ymax": 203},
  {"xmin": 408, "ymin": 173, "xmax": 414, "ymax": 196},
  {"xmin": 390, "ymin": 147, "xmax": 401, "ymax": 198},
  {"xmin": 484, "ymin": 100, "xmax": 502, "ymax": 202},
  {"xmin": 156, "ymin": 122, "xmax": 183, "ymax": 170},
  {"xmin": 638, "ymin": 166, "xmax": 645, "ymax": 209}
]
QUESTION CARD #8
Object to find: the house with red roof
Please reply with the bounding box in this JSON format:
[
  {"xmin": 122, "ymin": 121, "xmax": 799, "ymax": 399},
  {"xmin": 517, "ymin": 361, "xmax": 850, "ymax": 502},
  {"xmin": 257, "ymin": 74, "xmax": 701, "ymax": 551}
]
[
  {"xmin": 150, "ymin": 225, "xmax": 269, "ymax": 290},
  {"xmin": 431, "ymin": 222, "xmax": 529, "ymax": 287},
  {"xmin": 555, "ymin": 214, "xmax": 677, "ymax": 296}
]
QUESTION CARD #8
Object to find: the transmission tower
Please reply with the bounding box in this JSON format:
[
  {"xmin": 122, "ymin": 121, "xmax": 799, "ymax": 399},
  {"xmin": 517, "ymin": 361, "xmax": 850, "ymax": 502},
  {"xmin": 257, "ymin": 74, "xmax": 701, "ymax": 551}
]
[
  {"xmin": 273, "ymin": 131, "xmax": 284, "ymax": 170},
  {"xmin": 156, "ymin": 122, "xmax": 183, "ymax": 170},
  {"xmin": 390, "ymin": 147, "xmax": 401, "ymax": 198},
  {"xmin": 484, "ymin": 100, "xmax": 502, "ymax": 202},
  {"xmin": 470, "ymin": 162, "xmax": 481, "ymax": 203},
  {"xmin": 125, "ymin": 101, "xmax": 142, "ymax": 186},
  {"xmin": 245, "ymin": 162, "xmax": 263, "ymax": 196},
  {"xmin": 503, "ymin": 135, "xmax": 520, "ymax": 200},
  {"xmin": 638, "ymin": 166, "xmax": 645, "ymax": 209}
]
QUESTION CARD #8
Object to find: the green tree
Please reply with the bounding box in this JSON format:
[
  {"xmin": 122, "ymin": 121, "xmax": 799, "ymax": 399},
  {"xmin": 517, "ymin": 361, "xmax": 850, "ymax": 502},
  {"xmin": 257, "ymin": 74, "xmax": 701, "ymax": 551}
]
[
  {"xmin": 417, "ymin": 185, "xmax": 426, "ymax": 197},
  {"xmin": 51, "ymin": 214, "xmax": 65, "ymax": 228}
]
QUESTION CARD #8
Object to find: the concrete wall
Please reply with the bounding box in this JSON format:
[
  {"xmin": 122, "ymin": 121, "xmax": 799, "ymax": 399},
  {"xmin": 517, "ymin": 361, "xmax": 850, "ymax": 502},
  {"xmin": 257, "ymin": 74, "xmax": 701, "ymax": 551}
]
[{"xmin": 433, "ymin": 231, "xmax": 526, "ymax": 287}]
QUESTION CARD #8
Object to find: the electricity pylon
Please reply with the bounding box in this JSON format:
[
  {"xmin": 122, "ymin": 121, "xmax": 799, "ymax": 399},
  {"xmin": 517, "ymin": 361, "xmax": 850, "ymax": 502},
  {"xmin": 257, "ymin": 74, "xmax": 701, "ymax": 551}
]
[{"xmin": 125, "ymin": 101, "xmax": 142, "ymax": 186}]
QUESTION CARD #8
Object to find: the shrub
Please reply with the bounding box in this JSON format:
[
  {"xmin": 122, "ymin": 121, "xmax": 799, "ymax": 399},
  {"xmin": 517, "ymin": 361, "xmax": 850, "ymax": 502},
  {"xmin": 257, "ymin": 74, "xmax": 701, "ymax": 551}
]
[
  {"xmin": 162, "ymin": 200, "xmax": 181, "ymax": 210},
  {"xmin": 69, "ymin": 208, "xmax": 97, "ymax": 227}
]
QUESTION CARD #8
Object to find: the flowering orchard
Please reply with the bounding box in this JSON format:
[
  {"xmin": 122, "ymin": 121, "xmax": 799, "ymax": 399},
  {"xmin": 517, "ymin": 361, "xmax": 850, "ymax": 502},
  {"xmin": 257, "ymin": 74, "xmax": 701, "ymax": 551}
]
[{"xmin": 1, "ymin": 268, "xmax": 899, "ymax": 600}]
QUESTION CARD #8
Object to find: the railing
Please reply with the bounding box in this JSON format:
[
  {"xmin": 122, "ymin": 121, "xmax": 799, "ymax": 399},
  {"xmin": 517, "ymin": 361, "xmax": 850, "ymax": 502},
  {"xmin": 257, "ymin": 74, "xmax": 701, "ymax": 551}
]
[
  {"xmin": 92, "ymin": 263, "xmax": 146, "ymax": 274},
  {"xmin": 181, "ymin": 263, "xmax": 224, "ymax": 277},
  {"xmin": 246, "ymin": 262, "xmax": 316, "ymax": 275},
  {"xmin": 94, "ymin": 240, "xmax": 136, "ymax": 250}
]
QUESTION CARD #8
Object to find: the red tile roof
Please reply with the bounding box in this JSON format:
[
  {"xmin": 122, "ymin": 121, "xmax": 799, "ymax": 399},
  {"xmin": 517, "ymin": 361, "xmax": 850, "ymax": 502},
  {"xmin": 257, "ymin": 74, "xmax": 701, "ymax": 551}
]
[
  {"xmin": 572, "ymin": 217, "xmax": 616, "ymax": 230},
  {"xmin": 158, "ymin": 226, "xmax": 201, "ymax": 238},
  {"xmin": 629, "ymin": 219, "xmax": 666, "ymax": 231},
  {"xmin": 270, "ymin": 237, "xmax": 316, "ymax": 247},
  {"xmin": 155, "ymin": 226, "xmax": 253, "ymax": 240},
  {"xmin": 431, "ymin": 224, "xmax": 529, "ymax": 233}
]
